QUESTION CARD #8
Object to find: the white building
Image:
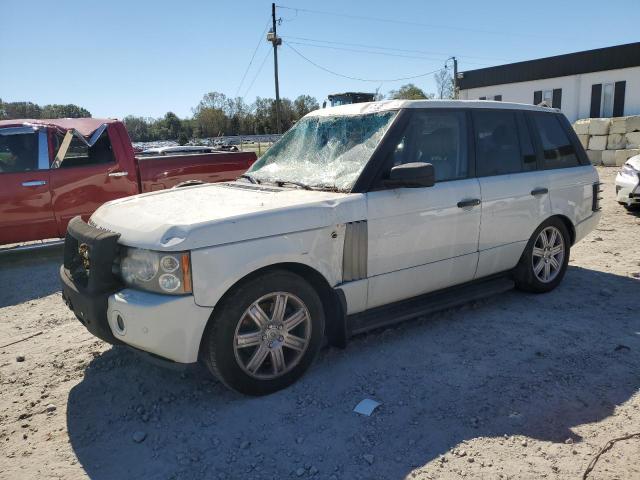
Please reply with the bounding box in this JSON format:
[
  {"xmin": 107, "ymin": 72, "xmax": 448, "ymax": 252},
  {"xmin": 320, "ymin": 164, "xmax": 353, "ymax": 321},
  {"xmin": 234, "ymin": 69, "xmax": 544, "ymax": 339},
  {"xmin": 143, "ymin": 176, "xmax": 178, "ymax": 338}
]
[{"xmin": 458, "ymin": 42, "xmax": 640, "ymax": 123}]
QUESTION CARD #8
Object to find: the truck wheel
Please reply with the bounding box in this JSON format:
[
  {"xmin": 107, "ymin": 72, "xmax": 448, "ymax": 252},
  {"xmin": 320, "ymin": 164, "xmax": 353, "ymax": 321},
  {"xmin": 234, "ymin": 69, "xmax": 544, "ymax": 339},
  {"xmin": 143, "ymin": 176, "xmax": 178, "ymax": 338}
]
[
  {"xmin": 202, "ymin": 270, "xmax": 325, "ymax": 395},
  {"xmin": 514, "ymin": 218, "xmax": 570, "ymax": 293}
]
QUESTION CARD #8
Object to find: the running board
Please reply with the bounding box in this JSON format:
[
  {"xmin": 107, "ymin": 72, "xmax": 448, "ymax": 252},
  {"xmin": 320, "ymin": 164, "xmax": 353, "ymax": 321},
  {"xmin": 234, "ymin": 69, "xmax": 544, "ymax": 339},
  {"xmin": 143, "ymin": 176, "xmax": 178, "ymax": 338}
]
[{"xmin": 348, "ymin": 276, "xmax": 515, "ymax": 336}]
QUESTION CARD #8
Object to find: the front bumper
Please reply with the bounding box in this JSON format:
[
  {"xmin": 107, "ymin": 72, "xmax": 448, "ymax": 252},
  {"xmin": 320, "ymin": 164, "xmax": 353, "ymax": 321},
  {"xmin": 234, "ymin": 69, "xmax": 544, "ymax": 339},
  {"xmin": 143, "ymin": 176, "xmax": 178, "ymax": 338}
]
[
  {"xmin": 60, "ymin": 217, "xmax": 213, "ymax": 364},
  {"xmin": 615, "ymin": 171, "xmax": 640, "ymax": 205}
]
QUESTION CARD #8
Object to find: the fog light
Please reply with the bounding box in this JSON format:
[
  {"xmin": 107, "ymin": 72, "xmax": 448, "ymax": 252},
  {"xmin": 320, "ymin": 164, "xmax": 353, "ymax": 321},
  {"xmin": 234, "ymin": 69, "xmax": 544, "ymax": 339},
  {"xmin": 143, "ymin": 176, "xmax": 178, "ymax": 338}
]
[{"xmin": 116, "ymin": 314, "xmax": 125, "ymax": 332}]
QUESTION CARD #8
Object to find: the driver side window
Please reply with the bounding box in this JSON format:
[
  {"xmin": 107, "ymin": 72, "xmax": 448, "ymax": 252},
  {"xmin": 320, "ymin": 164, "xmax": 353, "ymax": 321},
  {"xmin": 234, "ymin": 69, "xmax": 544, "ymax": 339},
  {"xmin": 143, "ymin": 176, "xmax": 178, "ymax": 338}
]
[
  {"xmin": 0, "ymin": 132, "xmax": 39, "ymax": 173},
  {"xmin": 390, "ymin": 110, "xmax": 468, "ymax": 182}
]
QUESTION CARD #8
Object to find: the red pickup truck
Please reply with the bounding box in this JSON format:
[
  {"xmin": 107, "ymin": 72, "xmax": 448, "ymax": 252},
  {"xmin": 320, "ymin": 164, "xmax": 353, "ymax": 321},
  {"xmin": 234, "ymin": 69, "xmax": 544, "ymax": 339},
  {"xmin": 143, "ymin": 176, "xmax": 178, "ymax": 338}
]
[{"xmin": 0, "ymin": 118, "xmax": 256, "ymax": 245}]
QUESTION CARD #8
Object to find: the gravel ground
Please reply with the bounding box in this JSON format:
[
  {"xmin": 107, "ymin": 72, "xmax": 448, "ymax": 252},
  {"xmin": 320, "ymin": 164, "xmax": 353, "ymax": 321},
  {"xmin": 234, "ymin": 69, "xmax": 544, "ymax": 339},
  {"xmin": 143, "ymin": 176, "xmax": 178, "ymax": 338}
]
[{"xmin": 1, "ymin": 166, "xmax": 639, "ymax": 480}]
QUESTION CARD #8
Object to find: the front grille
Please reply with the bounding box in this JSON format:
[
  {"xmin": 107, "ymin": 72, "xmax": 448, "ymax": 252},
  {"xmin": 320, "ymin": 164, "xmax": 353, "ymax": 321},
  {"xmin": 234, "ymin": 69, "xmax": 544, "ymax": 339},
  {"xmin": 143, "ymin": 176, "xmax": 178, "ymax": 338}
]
[{"xmin": 63, "ymin": 216, "xmax": 122, "ymax": 293}]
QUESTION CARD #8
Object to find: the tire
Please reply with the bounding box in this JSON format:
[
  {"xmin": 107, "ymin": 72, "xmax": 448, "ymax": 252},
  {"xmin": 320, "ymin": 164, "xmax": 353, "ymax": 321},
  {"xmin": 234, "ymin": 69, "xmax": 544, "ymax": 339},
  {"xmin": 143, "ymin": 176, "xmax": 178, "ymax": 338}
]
[
  {"xmin": 514, "ymin": 218, "xmax": 571, "ymax": 293},
  {"xmin": 201, "ymin": 270, "xmax": 325, "ymax": 395},
  {"xmin": 623, "ymin": 204, "xmax": 640, "ymax": 212}
]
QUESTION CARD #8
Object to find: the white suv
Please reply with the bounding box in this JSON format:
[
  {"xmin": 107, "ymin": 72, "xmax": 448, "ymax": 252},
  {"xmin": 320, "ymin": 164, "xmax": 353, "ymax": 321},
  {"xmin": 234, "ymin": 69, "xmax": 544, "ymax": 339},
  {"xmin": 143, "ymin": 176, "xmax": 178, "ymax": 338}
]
[{"xmin": 60, "ymin": 100, "xmax": 601, "ymax": 395}]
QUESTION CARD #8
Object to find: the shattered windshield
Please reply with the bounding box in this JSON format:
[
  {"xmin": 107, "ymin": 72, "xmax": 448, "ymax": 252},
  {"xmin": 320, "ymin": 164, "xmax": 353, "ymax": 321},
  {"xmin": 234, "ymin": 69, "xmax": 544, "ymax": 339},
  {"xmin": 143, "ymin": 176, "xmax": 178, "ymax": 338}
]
[{"xmin": 246, "ymin": 111, "xmax": 398, "ymax": 191}]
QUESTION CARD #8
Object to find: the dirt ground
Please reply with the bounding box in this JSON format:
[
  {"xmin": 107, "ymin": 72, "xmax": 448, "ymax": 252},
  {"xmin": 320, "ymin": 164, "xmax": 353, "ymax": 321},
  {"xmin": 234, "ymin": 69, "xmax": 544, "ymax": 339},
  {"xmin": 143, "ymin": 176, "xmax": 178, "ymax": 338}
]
[{"xmin": 1, "ymin": 166, "xmax": 639, "ymax": 480}]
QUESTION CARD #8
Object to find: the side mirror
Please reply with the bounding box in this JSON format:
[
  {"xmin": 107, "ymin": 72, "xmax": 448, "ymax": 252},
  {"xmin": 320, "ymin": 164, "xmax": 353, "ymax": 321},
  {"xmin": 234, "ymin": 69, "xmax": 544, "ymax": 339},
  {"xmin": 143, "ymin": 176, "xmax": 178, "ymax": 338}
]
[{"xmin": 386, "ymin": 162, "xmax": 435, "ymax": 188}]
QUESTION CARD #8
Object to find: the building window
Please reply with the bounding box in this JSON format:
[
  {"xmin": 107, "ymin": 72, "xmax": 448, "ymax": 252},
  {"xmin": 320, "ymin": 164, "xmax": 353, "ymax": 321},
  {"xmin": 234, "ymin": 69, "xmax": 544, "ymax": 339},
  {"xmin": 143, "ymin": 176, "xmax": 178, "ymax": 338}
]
[
  {"xmin": 533, "ymin": 89, "xmax": 562, "ymax": 109},
  {"xmin": 591, "ymin": 81, "xmax": 626, "ymax": 117},
  {"xmin": 601, "ymin": 83, "xmax": 614, "ymax": 117},
  {"xmin": 479, "ymin": 96, "xmax": 486, "ymax": 100},
  {"xmin": 494, "ymin": 95, "xmax": 502, "ymax": 101}
]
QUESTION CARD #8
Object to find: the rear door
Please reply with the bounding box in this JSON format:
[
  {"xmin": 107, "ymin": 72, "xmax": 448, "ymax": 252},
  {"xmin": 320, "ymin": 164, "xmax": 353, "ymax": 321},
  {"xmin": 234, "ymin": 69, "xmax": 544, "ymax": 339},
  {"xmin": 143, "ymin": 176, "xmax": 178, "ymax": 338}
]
[
  {"xmin": 528, "ymin": 112, "xmax": 595, "ymax": 229},
  {"xmin": 48, "ymin": 126, "xmax": 138, "ymax": 235},
  {"xmin": 474, "ymin": 109, "xmax": 551, "ymax": 279},
  {"xmin": 0, "ymin": 127, "xmax": 57, "ymax": 244},
  {"xmin": 366, "ymin": 109, "xmax": 482, "ymax": 309}
]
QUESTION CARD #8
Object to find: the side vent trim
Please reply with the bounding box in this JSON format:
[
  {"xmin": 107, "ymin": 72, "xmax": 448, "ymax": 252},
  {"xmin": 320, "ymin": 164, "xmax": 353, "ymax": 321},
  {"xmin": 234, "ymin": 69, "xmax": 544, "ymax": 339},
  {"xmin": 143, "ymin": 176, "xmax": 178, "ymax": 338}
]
[{"xmin": 342, "ymin": 221, "xmax": 368, "ymax": 282}]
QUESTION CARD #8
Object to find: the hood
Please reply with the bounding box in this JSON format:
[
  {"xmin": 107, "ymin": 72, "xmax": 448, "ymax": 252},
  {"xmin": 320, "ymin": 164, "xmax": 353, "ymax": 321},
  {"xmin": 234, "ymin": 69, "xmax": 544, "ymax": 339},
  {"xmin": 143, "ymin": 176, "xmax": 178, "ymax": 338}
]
[{"xmin": 91, "ymin": 182, "xmax": 365, "ymax": 251}]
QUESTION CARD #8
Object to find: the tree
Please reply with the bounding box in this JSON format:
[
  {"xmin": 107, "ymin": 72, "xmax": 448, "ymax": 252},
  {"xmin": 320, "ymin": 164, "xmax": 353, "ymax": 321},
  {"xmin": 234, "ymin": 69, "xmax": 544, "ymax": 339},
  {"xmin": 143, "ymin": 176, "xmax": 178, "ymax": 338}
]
[
  {"xmin": 123, "ymin": 116, "xmax": 153, "ymax": 142},
  {"xmin": 1, "ymin": 101, "xmax": 42, "ymax": 119},
  {"xmin": 293, "ymin": 95, "xmax": 319, "ymax": 118},
  {"xmin": 388, "ymin": 84, "xmax": 433, "ymax": 100},
  {"xmin": 41, "ymin": 104, "xmax": 91, "ymax": 118},
  {"xmin": 162, "ymin": 112, "xmax": 182, "ymax": 140},
  {"xmin": 434, "ymin": 68, "xmax": 454, "ymax": 99}
]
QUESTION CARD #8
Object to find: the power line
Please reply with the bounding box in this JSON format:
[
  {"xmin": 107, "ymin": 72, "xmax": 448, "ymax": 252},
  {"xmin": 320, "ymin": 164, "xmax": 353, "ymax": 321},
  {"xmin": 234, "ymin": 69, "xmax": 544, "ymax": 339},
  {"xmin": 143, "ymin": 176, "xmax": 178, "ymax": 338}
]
[
  {"xmin": 285, "ymin": 42, "xmax": 443, "ymax": 83},
  {"xmin": 243, "ymin": 49, "xmax": 272, "ymax": 98},
  {"xmin": 276, "ymin": 5, "xmax": 570, "ymax": 40},
  {"xmin": 286, "ymin": 40, "xmax": 494, "ymax": 66},
  {"xmin": 235, "ymin": 19, "xmax": 271, "ymax": 97},
  {"xmin": 283, "ymin": 35, "xmax": 513, "ymax": 63}
]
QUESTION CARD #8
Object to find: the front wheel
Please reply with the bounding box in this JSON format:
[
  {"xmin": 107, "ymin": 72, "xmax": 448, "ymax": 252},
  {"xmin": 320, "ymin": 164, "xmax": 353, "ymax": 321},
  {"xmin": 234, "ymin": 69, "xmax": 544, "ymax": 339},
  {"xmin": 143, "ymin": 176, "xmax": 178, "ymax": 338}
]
[
  {"xmin": 514, "ymin": 218, "xmax": 570, "ymax": 293},
  {"xmin": 202, "ymin": 270, "xmax": 325, "ymax": 395}
]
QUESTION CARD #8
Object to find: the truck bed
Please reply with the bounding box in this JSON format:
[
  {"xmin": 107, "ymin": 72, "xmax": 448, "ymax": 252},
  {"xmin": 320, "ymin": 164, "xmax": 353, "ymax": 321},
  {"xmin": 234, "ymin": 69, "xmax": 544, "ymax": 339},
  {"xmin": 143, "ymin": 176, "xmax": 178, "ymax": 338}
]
[{"xmin": 136, "ymin": 151, "xmax": 256, "ymax": 192}]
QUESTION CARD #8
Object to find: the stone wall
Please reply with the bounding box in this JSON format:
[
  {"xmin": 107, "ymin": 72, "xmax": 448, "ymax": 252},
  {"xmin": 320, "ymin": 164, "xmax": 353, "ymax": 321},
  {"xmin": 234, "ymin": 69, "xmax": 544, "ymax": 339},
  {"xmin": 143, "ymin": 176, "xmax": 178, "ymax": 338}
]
[{"xmin": 572, "ymin": 116, "xmax": 640, "ymax": 166}]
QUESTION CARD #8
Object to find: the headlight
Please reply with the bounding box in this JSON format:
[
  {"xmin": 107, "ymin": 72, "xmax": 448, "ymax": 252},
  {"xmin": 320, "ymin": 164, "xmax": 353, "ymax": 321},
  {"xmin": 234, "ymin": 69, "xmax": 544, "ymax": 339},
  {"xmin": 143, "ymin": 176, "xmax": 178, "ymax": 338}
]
[{"xmin": 119, "ymin": 248, "xmax": 192, "ymax": 295}]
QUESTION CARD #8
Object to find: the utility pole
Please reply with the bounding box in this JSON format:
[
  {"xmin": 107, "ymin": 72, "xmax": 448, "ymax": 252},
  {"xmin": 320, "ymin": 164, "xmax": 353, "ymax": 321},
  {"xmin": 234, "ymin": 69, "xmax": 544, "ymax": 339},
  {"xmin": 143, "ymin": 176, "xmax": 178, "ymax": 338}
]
[
  {"xmin": 453, "ymin": 57, "xmax": 458, "ymax": 99},
  {"xmin": 267, "ymin": 3, "xmax": 282, "ymax": 133},
  {"xmin": 445, "ymin": 56, "xmax": 459, "ymax": 99}
]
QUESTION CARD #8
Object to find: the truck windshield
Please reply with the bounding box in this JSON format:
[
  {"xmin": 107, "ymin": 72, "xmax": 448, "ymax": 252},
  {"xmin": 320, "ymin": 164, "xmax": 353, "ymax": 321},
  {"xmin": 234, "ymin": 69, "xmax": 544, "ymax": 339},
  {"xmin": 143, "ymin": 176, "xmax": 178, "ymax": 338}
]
[{"xmin": 247, "ymin": 111, "xmax": 397, "ymax": 191}]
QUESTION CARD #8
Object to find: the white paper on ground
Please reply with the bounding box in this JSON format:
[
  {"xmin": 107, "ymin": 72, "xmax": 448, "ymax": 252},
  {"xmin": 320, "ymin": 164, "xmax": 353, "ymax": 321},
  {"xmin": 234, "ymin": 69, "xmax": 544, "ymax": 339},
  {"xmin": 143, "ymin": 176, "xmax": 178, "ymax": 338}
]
[{"xmin": 353, "ymin": 398, "xmax": 381, "ymax": 416}]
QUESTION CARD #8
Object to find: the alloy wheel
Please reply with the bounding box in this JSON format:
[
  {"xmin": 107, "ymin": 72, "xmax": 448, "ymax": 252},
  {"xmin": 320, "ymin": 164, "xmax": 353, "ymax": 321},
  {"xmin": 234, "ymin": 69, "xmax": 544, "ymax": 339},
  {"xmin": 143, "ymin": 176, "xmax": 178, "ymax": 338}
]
[
  {"xmin": 233, "ymin": 292, "xmax": 312, "ymax": 380},
  {"xmin": 531, "ymin": 226, "xmax": 565, "ymax": 283}
]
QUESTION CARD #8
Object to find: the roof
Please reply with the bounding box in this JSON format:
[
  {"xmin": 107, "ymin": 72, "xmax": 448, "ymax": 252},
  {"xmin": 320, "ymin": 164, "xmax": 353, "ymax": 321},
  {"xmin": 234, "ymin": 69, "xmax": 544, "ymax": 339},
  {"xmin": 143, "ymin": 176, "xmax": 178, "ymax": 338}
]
[
  {"xmin": 0, "ymin": 117, "xmax": 117, "ymax": 136},
  {"xmin": 458, "ymin": 42, "xmax": 640, "ymax": 90},
  {"xmin": 306, "ymin": 99, "xmax": 557, "ymax": 117}
]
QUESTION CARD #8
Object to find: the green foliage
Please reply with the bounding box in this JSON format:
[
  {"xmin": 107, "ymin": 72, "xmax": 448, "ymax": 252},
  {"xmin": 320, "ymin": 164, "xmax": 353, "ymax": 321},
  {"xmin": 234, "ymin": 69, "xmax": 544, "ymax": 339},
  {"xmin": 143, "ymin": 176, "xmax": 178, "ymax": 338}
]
[
  {"xmin": 0, "ymin": 99, "xmax": 91, "ymax": 119},
  {"xmin": 388, "ymin": 84, "xmax": 433, "ymax": 100}
]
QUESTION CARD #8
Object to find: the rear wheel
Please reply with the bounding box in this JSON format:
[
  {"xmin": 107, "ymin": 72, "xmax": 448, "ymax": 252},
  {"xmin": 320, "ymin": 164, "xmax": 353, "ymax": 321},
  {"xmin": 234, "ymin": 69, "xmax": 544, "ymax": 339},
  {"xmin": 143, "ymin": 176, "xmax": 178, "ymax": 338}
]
[
  {"xmin": 202, "ymin": 270, "xmax": 325, "ymax": 395},
  {"xmin": 514, "ymin": 218, "xmax": 570, "ymax": 293}
]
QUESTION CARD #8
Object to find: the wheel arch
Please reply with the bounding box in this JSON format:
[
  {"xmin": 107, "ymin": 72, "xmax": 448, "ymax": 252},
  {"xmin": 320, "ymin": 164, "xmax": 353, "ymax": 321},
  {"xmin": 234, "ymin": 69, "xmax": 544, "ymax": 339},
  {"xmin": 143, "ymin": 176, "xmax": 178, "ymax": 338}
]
[
  {"xmin": 547, "ymin": 214, "xmax": 576, "ymax": 245},
  {"xmin": 197, "ymin": 262, "xmax": 347, "ymax": 361}
]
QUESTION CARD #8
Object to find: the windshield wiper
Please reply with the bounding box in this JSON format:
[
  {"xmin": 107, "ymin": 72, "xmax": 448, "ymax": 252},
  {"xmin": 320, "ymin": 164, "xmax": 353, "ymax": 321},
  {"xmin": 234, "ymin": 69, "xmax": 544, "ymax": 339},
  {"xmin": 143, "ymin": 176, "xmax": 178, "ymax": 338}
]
[
  {"xmin": 275, "ymin": 180, "xmax": 313, "ymax": 190},
  {"xmin": 240, "ymin": 174, "xmax": 260, "ymax": 184}
]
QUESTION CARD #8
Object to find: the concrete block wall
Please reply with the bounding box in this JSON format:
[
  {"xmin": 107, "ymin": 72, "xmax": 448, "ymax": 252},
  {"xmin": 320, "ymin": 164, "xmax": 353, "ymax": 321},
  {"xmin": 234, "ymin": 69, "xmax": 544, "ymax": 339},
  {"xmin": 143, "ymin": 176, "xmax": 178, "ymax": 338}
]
[{"xmin": 573, "ymin": 116, "xmax": 640, "ymax": 166}]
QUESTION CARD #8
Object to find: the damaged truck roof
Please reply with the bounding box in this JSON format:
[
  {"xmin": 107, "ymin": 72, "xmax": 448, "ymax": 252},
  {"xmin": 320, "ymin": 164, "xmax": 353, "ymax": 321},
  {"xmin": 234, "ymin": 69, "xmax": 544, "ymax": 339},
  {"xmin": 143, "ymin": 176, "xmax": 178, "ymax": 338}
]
[{"xmin": 0, "ymin": 117, "xmax": 117, "ymax": 137}]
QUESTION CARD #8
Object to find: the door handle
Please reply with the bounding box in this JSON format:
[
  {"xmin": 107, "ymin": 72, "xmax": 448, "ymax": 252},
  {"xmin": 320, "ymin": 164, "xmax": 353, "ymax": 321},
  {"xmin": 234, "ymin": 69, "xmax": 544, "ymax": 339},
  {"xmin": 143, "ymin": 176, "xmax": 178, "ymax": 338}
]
[
  {"xmin": 457, "ymin": 198, "xmax": 481, "ymax": 208},
  {"xmin": 531, "ymin": 188, "xmax": 549, "ymax": 196},
  {"xmin": 108, "ymin": 171, "xmax": 128, "ymax": 177},
  {"xmin": 21, "ymin": 180, "xmax": 47, "ymax": 187}
]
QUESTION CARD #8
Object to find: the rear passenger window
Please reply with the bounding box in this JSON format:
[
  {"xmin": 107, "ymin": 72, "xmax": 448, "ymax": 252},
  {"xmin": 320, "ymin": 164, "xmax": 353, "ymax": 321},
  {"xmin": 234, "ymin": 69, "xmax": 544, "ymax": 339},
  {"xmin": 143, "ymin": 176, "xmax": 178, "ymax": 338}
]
[
  {"xmin": 54, "ymin": 130, "xmax": 115, "ymax": 168},
  {"xmin": 531, "ymin": 113, "xmax": 579, "ymax": 169},
  {"xmin": 473, "ymin": 111, "xmax": 522, "ymax": 176}
]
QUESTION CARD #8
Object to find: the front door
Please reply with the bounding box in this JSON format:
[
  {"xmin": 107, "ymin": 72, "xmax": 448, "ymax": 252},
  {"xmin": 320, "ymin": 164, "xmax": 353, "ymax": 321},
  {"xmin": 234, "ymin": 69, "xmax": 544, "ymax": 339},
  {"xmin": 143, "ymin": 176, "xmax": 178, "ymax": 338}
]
[
  {"xmin": 366, "ymin": 109, "xmax": 481, "ymax": 309},
  {"xmin": 49, "ymin": 127, "xmax": 138, "ymax": 236},
  {"xmin": 0, "ymin": 127, "xmax": 57, "ymax": 244}
]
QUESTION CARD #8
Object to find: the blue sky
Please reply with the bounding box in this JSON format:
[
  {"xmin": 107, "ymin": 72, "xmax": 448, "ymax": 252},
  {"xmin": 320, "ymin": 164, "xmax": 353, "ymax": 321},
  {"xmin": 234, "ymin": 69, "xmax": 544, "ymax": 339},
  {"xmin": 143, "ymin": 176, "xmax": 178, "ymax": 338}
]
[{"xmin": 1, "ymin": 0, "xmax": 638, "ymax": 119}]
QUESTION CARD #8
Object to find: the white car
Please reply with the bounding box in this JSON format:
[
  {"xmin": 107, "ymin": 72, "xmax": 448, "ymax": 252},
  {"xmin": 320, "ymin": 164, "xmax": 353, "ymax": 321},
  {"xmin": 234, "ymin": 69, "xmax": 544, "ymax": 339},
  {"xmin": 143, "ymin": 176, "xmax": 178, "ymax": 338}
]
[
  {"xmin": 615, "ymin": 154, "xmax": 640, "ymax": 210},
  {"xmin": 60, "ymin": 100, "xmax": 601, "ymax": 395}
]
